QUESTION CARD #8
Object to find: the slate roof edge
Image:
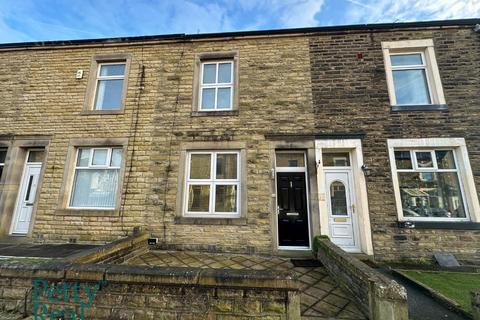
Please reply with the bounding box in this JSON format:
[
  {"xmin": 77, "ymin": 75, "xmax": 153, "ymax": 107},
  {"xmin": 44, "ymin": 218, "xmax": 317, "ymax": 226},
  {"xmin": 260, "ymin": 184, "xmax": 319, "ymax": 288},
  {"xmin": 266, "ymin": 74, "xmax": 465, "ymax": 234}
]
[{"xmin": 0, "ymin": 18, "xmax": 479, "ymax": 49}]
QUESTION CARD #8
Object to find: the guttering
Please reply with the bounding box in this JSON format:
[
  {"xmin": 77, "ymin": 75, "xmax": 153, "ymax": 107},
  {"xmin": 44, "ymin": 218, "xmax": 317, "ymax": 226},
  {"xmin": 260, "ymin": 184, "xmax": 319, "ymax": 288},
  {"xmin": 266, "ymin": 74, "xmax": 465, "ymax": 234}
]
[{"xmin": 0, "ymin": 18, "xmax": 479, "ymax": 50}]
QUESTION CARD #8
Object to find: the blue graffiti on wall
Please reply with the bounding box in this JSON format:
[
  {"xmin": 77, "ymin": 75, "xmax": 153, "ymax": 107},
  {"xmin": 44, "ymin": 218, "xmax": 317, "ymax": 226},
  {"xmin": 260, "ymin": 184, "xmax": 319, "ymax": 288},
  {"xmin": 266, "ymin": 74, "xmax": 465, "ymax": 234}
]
[{"xmin": 32, "ymin": 279, "xmax": 107, "ymax": 320}]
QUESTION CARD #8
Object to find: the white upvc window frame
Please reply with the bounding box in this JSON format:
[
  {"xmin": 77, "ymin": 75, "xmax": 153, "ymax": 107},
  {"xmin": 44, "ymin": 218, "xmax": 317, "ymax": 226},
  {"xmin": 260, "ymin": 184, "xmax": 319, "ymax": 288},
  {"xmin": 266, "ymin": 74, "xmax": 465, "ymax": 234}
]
[
  {"xmin": 382, "ymin": 39, "xmax": 446, "ymax": 107},
  {"xmin": 68, "ymin": 147, "xmax": 122, "ymax": 210},
  {"xmin": 198, "ymin": 60, "xmax": 234, "ymax": 111},
  {"xmin": 389, "ymin": 51, "xmax": 433, "ymax": 105},
  {"xmin": 184, "ymin": 150, "xmax": 240, "ymax": 217},
  {"xmin": 93, "ymin": 62, "xmax": 126, "ymax": 111},
  {"xmin": 387, "ymin": 138, "xmax": 480, "ymax": 223}
]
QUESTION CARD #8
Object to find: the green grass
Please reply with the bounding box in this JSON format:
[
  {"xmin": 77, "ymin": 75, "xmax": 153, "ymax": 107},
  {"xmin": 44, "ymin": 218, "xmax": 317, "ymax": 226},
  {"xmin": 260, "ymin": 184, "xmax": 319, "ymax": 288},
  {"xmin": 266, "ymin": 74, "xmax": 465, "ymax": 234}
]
[{"xmin": 402, "ymin": 270, "xmax": 480, "ymax": 314}]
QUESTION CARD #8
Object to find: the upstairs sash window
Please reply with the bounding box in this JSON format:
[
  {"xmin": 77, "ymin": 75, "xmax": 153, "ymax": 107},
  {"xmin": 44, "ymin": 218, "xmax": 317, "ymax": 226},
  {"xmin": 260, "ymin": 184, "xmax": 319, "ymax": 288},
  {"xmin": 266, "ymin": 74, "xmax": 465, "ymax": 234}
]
[
  {"xmin": 94, "ymin": 63, "xmax": 126, "ymax": 110},
  {"xmin": 199, "ymin": 61, "xmax": 234, "ymax": 111},
  {"xmin": 390, "ymin": 53, "xmax": 431, "ymax": 105}
]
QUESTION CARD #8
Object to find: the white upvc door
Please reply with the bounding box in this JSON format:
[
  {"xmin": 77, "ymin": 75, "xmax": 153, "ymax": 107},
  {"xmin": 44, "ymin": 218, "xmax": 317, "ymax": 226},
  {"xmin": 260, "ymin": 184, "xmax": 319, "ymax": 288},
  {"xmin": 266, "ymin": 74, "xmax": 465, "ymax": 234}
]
[
  {"xmin": 10, "ymin": 163, "xmax": 41, "ymax": 235},
  {"xmin": 325, "ymin": 170, "xmax": 360, "ymax": 252}
]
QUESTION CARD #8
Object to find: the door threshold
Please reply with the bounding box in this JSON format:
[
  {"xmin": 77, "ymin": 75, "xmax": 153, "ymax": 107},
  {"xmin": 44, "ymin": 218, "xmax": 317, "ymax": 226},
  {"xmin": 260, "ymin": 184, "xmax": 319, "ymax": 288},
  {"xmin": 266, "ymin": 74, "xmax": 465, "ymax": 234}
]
[
  {"xmin": 278, "ymin": 246, "xmax": 311, "ymax": 251},
  {"xmin": 276, "ymin": 249, "xmax": 313, "ymax": 258},
  {"xmin": 340, "ymin": 248, "xmax": 362, "ymax": 253}
]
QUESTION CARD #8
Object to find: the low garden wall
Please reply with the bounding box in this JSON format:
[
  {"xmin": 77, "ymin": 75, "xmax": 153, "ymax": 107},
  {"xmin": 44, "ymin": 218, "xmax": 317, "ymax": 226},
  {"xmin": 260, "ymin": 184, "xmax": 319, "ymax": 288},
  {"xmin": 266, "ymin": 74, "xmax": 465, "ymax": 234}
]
[
  {"xmin": 67, "ymin": 232, "xmax": 150, "ymax": 264},
  {"xmin": 0, "ymin": 260, "xmax": 300, "ymax": 319},
  {"xmin": 315, "ymin": 237, "xmax": 408, "ymax": 320}
]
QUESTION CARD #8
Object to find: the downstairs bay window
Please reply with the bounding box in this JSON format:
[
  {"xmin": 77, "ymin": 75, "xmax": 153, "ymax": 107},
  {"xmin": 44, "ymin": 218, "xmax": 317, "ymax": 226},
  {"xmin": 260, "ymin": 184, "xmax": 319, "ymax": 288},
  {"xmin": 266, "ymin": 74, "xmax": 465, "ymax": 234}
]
[
  {"xmin": 388, "ymin": 138, "xmax": 480, "ymax": 223},
  {"xmin": 185, "ymin": 151, "xmax": 240, "ymax": 217},
  {"xmin": 69, "ymin": 147, "xmax": 122, "ymax": 209}
]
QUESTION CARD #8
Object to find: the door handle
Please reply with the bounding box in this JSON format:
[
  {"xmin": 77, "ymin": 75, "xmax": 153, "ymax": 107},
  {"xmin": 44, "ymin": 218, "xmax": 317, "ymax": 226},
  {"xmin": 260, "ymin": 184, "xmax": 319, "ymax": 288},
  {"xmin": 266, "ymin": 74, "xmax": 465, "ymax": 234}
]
[{"xmin": 351, "ymin": 204, "xmax": 355, "ymax": 214}]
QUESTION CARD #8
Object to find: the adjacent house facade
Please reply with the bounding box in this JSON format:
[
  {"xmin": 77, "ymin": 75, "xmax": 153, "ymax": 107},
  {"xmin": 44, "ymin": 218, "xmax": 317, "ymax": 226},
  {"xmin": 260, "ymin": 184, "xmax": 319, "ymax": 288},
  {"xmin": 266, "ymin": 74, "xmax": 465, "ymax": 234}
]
[{"xmin": 0, "ymin": 19, "xmax": 478, "ymax": 262}]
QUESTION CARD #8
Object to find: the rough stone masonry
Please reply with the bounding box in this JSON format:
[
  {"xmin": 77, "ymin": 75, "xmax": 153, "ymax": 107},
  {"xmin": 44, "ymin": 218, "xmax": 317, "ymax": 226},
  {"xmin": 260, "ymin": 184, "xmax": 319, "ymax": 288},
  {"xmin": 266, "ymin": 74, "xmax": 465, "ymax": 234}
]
[{"xmin": 0, "ymin": 19, "xmax": 478, "ymax": 262}]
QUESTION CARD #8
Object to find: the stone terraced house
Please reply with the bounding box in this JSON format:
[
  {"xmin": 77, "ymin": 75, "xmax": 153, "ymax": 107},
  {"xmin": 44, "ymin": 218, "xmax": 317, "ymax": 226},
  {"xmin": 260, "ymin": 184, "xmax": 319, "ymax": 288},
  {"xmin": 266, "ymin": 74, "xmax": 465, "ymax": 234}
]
[{"xmin": 0, "ymin": 19, "xmax": 479, "ymax": 262}]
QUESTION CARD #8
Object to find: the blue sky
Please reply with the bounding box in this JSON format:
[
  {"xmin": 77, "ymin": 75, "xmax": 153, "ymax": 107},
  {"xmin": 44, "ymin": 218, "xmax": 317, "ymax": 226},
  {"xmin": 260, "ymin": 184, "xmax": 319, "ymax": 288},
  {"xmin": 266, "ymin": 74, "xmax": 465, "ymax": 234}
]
[{"xmin": 0, "ymin": 0, "xmax": 478, "ymax": 43}]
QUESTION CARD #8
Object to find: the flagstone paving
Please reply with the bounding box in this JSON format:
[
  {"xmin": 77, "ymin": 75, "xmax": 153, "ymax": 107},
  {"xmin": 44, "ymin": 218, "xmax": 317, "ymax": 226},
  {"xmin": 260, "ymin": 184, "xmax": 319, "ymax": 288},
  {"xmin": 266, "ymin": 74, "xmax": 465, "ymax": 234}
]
[{"xmin": 126, "ymin": 250, "xmax": 367, "ymax": 319}]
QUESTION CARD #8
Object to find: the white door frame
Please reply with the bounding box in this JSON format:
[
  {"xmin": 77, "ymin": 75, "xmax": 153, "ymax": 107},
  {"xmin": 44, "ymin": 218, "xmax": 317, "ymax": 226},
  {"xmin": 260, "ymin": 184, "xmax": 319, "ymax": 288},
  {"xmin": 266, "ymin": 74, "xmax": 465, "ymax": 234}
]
[
  {"xmin": 315, "ymin": 139, "xmax": 374, "ymax": 255},
  {"xmin": 10, "ymin": 150, "xmax": 43, "ymax": 235},
  {"xmin": 275, "ymin": 151, "xmax": 312, "ymax": 251},
  {"xmin": 325, "ymin": 168, "xmax": 361, "ymax": 252}
]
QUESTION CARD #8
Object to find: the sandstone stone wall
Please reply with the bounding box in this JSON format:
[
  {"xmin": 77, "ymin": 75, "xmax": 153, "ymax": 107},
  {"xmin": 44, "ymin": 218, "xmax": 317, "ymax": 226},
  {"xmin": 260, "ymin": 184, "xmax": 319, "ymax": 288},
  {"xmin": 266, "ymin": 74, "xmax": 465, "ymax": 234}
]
[
  {"xmin": 0, "ymin": 21, "xmax": 478, "ymax": 261},
  {"xmin": 315, "ymin": 238, "xmax": 408, "ymax": 320},
  {"xmin": 0, "ymin": 261, "xmax": 299, "ymax": 319},
  {"xmin": 0, "ymin": 43, "xmax": 155, "ymax": 242},
  {"xmin": 144, "ymin": 36, "xmax": 315, "ymax": 253},
  {"xmin": 0, "ymin": 35, "xmax": 315, "ymax": 254},
  {"xmin": 309, "ymin": 25, "xmax": 480, "ymax": 261}
]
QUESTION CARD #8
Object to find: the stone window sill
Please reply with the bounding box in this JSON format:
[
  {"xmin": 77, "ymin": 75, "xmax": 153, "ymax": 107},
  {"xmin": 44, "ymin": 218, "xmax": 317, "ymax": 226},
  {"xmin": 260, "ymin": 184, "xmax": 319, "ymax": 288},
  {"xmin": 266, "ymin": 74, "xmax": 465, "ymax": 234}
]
[
  {"xmin": 175, "ymin": 216, "xmax": 247, "ymax": 225},
  {"xmin": 55, "ymin": 209, "xmax": 118, "ymax": 216},
  {"xmin": 191, "ymin": 110, "xmax": 239, "ymax": 117},
  {"xmin": 80, "ymin": 109, "xmax": 124, "ymax": 116},
  {"xmin": 397, "ymin": 221, "xmax": 480, "ymax": 230},
  {"xmin": 391, "ymin": 104, "xmax": 448, "ymax": 112}
]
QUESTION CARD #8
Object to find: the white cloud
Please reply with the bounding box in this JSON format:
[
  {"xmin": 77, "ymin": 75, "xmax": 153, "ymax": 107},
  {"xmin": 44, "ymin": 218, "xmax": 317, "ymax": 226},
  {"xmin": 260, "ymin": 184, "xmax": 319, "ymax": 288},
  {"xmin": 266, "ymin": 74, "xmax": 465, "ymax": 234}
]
[
  {"xmin": 279, "ymin": 0, "xmax": 326, "ymax": 27},
  {"xmin": 237, "ymin": 0, "xmax": 325, "ymax": 28},
  {"xmin": 0, "ymin": 0, "xmax": 476, "ymax": 44},
  {"xmin": 0, "ymin": 0, "xmax": 237, "ymax": 42},
  {"xmin": 343, "ymin": 0, "xmax": 480, "ymax": 24},
  {"xmin": 0, "ymin": 16, "xmax": 32, "ymax": 43}
]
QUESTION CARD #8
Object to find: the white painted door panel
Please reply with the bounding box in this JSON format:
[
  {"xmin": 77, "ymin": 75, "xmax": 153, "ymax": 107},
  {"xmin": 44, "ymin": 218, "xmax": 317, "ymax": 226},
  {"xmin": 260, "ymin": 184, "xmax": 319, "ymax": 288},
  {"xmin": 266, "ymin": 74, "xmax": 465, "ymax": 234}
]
[
  {"xmin": 325, "ymin": 171, "xmax": 359, "ymax": 251},
  {"xmin": 11, "ymin": 164, "xmax": 41, "ymax": 234}
]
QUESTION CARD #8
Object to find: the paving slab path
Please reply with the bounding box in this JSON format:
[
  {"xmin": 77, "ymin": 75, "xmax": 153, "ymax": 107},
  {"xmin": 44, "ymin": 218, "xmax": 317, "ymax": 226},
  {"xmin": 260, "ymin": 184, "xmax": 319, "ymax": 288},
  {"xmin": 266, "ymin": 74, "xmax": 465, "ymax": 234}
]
[{"xmin": 126, "ymin": 250, "xmax": 367, "ymax": 319}]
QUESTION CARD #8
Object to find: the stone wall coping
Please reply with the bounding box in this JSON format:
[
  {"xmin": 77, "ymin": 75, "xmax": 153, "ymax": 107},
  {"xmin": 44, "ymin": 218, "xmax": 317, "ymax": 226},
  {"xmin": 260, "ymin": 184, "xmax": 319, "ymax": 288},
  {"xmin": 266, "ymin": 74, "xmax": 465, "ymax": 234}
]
[
  {"xmin": 318, "ymin": 238, "xmax": 403, "ymax": 292},
  {"xmin": 0, "ymin": 260, "xmax": 299, "ymax": 291},
  {"xmin": 316, "ymin": 238, "xmax": 408, "ymax": 320},
  {"xmin": 66, "ymin": 232, "xmax": 149, "ymax": 263}
]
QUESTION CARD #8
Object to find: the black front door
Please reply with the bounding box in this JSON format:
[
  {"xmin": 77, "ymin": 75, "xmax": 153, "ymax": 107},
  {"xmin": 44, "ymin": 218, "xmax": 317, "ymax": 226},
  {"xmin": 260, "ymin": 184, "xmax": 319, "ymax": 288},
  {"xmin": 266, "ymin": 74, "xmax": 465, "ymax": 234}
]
[{"xmin": 277, "ymin": 172, "xmax": 310, "ymax": 247}]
